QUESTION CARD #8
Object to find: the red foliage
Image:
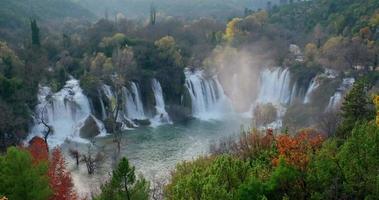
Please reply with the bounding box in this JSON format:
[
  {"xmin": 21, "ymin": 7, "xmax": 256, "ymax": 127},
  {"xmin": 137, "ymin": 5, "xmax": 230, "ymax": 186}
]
[
  {"xmin": 27, "ymin": 136, "xmax": 49, "ymax": 163},
  {"xmin": 48, "ymin": 148, "xmax": 78, "ymax": 200},
  {"xmin": 273, "ymin": 129, "xmax": 325, "ymax": 171}
]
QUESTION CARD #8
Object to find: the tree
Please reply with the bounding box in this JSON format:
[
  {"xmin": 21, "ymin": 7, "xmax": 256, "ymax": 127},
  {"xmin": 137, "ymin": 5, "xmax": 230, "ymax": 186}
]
[
  {"xmin": 224, "ymin": 18, "xmax": 242, "ymax": 43},
  {"xmin": 36, "ymin": 104, "xmax": 54, "ymax": 152},
  {"xmin": 374, "ymin": 95, "xmax": 379, "ymax": 126},
  {"xmin": 253, "ymin": 103, "xmax": 277, "ymax": 127},
  {"xmin": 313, "ymin": 23, "xmax": 323, "ymax": 48},
  {"xmin": 316, "ymin": 110, "xmax": 341, "ymax": 136},
  {"xmin": 30, "ymin": 19, "xmax": 40, "ymax": 46},
  {"xmin": 48, "ymin": 148, "xmax": 78, "ymax": 200},
  {"xmin": 150, "ymin": 4, "xmax": 157, "ymax": 25},
  {"xmin": 0, "ymin": 147, "xmax": 51, "ymax": 200},
  {"xmin": 337, "ymin": 79, "xmax": 375, "ymax": 137},
  {"xmin": 80, "ymin": 144, "xmax": 103, "ymax": 175},
  {"xmin": 69, "ymin": 148, "xmax": 80, "ymax": 167},
  {"xmin": 308, "ymin": 122, "xmax": 379, "ymax": 199},
  {"xmin": 337, "ymin": 122, "xmax": 379, "ymax": 199},
  {"xmin": 304, "ymin": 43, "xmax": 318, "ymax": 62},
  {"xmin": 27, "ymin": 136, "xmax": 49, "ymax": 163},
  {"xmin": 273, "ymin": 130, "xmax": 324, "ymax": 171},
  {"xmin": 96, "ymin": 157, "xmax": 149, "ymax": 200}
]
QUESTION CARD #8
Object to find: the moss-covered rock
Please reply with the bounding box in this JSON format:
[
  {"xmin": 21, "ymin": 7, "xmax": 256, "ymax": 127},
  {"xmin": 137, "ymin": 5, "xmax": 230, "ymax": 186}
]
[
  {"xmin": 80, "ymin": 116, "xmax": 101, "ymax": 139},
  {"xmin": 166, "ymin": 105, "xmax": 193, "ymax": 123}
]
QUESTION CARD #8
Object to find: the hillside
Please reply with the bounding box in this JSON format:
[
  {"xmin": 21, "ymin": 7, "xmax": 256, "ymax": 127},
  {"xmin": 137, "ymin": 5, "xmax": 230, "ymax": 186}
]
[{"xmin": 71, "ymin": 0, "xmax": 280, "ymax": 20}]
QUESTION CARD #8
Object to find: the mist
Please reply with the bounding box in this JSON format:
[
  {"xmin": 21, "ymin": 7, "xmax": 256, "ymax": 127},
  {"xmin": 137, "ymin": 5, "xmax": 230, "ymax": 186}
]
[{"xmin": 204, "ymin": 44, "xmax": 276, "ymax": 112}]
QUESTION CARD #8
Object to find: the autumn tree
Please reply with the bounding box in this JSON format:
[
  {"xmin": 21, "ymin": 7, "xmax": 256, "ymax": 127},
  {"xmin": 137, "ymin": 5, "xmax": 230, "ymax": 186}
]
[
  {"xmin": 374, "ymin": 95, "xmax": 379, "ymax": 126},
  {"xmin": 224, "ymin": 18, "xmax": 242, "ymax": 43},
  {"xmin": 27, "ymin": 136, "xmax": 49, "ymax": 163},
  {"xmin": 48, "ymin": 148, "xmax": 78, "ymax": 200},
  {"xmin": 273, "ymin": 129, "xmax": 324, "ymax": 171}
]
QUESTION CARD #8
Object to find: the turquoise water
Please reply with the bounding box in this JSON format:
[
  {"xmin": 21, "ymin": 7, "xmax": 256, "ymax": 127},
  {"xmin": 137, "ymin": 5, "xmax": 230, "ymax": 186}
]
[{"xmin": 98, "ymin": 118, "xmax": 249, "ymax": 180}]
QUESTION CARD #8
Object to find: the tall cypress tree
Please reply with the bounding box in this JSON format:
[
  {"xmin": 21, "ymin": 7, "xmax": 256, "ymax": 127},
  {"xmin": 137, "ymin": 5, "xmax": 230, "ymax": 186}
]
[
  {"xmin": 150, "ymin": 4, "xmax": 156, "ymax": 25},
  {"xmin": 30, "ymin": 19, "xmax": 40, "ymax": 46}
]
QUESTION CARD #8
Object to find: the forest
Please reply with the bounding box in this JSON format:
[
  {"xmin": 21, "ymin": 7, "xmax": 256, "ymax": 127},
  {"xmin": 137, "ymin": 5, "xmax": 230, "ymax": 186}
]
[{"xmin": 0, "ymin": 0, "xmax": 379, "ymax": 199}]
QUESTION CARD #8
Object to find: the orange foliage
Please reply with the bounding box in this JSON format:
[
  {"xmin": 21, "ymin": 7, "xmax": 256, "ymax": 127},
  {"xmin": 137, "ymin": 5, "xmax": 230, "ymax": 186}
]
[
  {"xmin": 27, "ymin": 136, "xmax": 49, "ymax": 163},
  {"xmin": 273, "ymin": 129, "xmax": 324, "ymax": 171},
  {"xmin": 48, "ymin": 148, "xmax": 78, "ymax": 200},
  {"xmin": 27, "ymin": 138, "xmax": 78, "ymax": 200}
]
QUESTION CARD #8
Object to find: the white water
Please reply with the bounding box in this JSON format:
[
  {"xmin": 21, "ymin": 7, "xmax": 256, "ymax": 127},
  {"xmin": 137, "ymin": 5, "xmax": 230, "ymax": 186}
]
[
  {"xmin": 303, "ymin": 77, "xmax": 320, "ymax": 104},
  {"xmin": 325, "ymin": 78, "xmax": 355, "ymax": 111},
  {"xmin": 185, "ymin": 68, "xmax": 232, "ymax": 120},
  {"xmin": 30, "ymin": 79, "xmax": 106, "ymax": 147},
  {"xmin": 256, "ymin": 67, "xmax": 293, "ymax": 105},
  {"xmin": 151, "ymin": 79, "xmax": 172, "ymax": 126},
  {"xmin": 123, "ymin": 82, "xmax": 146, "ymax": 120}
]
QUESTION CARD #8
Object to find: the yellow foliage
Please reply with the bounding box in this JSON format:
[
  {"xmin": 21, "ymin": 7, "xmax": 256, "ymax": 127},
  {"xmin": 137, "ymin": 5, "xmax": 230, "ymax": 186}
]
[
  {"xmin": 370, "ymin": 12, "xmax": 379, "ymax": 27},
  {"xmin": 321, "ymin": 36, "xmax": 344, "ymax": 53},
  {"xmin": 224, "ymin": 17, "xmax": 242, "ymax": 43},
  {"xmin": 304, "ymin": 43, "xmax": 318, "ymax": 61},
  {"xmin": 374, "ymin": 95, "xmax": 379, "ymax": 126},
  {"xmin": 155, "ymin": 36, "xmax": 183, "ymax": 67},
  {"xmin": 245, "ymin": 10, "xmax": 268, "ymax": 27}
]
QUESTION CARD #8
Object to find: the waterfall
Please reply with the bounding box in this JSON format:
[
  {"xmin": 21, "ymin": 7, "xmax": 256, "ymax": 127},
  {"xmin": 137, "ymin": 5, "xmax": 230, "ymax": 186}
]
[
  {"xmin": 185, "ymin": 68, "xmax": 232, "ymax": 120},
  {"xmin": 123, "ymin": 82, "xmax": 146, "ymax": 120},
  {"xmin": 325, "ymin": 78, "xmax": 355, "ymax": 111},
  {"xmin": 150, "ymin": 79, "xmax": 172, "ymax": 126},
  {"xmin": 303, "ymin": 77, "xmax": 320, "ymax": 104},
  {"xmin": 256, "ymin": 67, "xmax": 292, "ymax": 105},
  {"xmin": 30, "ymin": 79, "xmax": 106, "ymax": 147},
  {"xmin": 325, "ymin": 92, "xmax": 342, "ymax": 111}
]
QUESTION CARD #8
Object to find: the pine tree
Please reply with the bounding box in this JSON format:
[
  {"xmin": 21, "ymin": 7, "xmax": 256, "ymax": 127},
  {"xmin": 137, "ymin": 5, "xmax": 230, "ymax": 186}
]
[
  {"xmin": 95, "ymin": 157, "xmax": 149, "ymax": 200},
  {"xmin": 337, "ymin": 79, "xmax": 375, "ymax": 137},
  {"xmin": 0, "ymin": 147, "xmax": 51, "ymax": 200}
]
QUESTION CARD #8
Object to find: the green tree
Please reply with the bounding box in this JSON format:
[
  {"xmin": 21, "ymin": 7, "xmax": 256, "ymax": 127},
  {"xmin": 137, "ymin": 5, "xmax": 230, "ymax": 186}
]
[
  {"xmin": 337, "ymin": 79, "xmax": 374, "ymax": 137},
  {"xmin": 337, "ymin": 122, "xmax": 379, "ymax": 199},
  {"xmin": 96, "ymin": 157, "xmax": 149, "ymax": 200},
  {"xmin": 165, "ymin": 155, "xmax": 250, "ymax": 200},
  {"xmin": 150, "ymin": 3, "xmax": 156, "ymax": 25},
  {"xmin": 0, "ymin": 147, "xmax": 51, "ymax": 200},
  {"xmin": 30, "ymin": 19, "xmax": 40, "ymax": 46}
]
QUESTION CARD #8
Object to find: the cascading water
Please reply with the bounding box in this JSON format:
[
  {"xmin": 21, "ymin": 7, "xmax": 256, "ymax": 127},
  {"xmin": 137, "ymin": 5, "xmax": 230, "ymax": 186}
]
[
  {"xmin": 150, "ymin": 79, "xmax": 172, "ymax": 126},
  {"xmin": 256, "ymin": 68, "xmax": 293, "ymax": 105},
  {"xmin": 30, "ymin": 79, "xmax": 106, "ymax": 147},
  {"xmin": 123, "ymin": 82, "xmax": 146, "ymax": 120},
  {"xmin": 325, "ymin": 78, "xmax": 355, "ymax": 111},
  {"xmin": 185, "ymin": 68, "xmax": 232, "ymax": 120},
  {"xmin": 303, "ymin": 77, "xmax": 320, "ymax": 104}
]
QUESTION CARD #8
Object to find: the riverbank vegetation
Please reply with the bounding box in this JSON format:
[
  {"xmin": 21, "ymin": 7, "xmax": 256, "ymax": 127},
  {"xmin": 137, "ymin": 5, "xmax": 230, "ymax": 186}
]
[{"xmin": 165, "ymin": 90, "xmax": 379, "ymax": 199}]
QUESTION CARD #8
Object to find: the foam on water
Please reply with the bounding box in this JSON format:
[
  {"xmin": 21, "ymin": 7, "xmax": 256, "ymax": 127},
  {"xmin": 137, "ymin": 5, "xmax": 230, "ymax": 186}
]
[{"xmin": 30, "ymin": 79, "xmax": 106, "ymax": 147}]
